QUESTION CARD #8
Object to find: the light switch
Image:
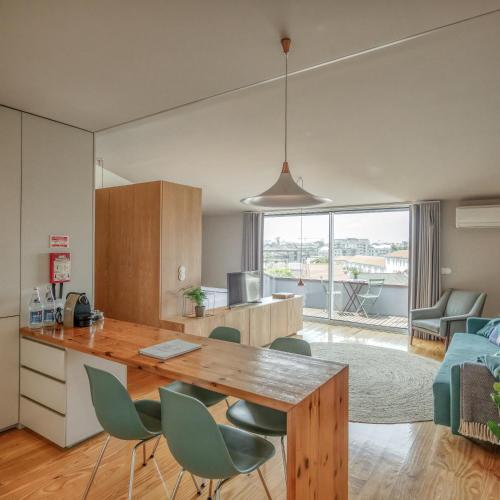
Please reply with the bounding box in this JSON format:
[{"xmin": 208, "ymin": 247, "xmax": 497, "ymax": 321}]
[{"xmin": 178, "ymin": 265, "xmax": 186, "ymax": 281}]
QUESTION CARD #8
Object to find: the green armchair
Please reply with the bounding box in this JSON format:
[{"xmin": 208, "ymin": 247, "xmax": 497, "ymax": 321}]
[{"xmin": 410, "ymin": 289, "xmax": 487, "ymax": 350}]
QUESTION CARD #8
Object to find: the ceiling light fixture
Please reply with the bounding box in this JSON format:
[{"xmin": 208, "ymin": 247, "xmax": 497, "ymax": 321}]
[{"xmin": 241, "ymin": 37, "xmax": 332, "ymax": 209}]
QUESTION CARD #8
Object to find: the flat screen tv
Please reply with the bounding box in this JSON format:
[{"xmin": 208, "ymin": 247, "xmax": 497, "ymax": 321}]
[{"xmin": 227, "ymin": 271, "xmax": 261, "ymax": 307}]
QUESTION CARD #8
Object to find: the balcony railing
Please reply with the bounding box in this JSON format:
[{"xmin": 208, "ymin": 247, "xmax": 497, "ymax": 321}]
[{"xmin": 263, "ymin": 274, "xmax": 408, "ymax": 331}]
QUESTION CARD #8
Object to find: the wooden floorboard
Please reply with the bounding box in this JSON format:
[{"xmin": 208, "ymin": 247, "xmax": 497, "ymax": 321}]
[
  {"xmin": 304, "ymin": 308, "xmax": 408, "ymax": 330},
  {"xmin": 0, "ymin": 321, "xmax": 498, "ymax": 499}
]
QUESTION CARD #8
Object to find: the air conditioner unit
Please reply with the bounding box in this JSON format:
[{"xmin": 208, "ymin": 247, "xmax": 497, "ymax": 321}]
[{"xmin": 456, "ymin": 205, "xmax": 500, "ymax": 228}]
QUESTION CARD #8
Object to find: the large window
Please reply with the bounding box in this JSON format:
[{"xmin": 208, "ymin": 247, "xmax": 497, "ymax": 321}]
[{"xmin": 262, "ymin": 209, "xmax": 409, "ymax": 331}]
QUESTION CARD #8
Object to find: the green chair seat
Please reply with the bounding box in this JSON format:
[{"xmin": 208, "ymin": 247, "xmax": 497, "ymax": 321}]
[
  {"xmin": 134, "ymin": 400, "xmax": 162, "ymax": 433},
  {"xmin": 166, "ymin": 380, "xmax": 227, "ymax": 407},
  {"xmin": 220, "ymin": 424, "xmax": 275, "ymax": 474},
  {"xmin": 226, "ymin": 400, "xmax": 286, "ymax": 436}
]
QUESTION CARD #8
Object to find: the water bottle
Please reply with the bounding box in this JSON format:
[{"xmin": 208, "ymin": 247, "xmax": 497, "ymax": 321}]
[
  {"xmin": 43, "ymin": 285, "xmax": 56, "ymax": 327},
  {"xmin": 28, "ymin": 288, "xmax": 43, "ymax": 329}
]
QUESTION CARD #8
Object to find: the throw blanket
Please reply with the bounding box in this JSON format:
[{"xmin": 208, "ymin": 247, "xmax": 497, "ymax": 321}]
[{"xmin": 459, "ymin": 363, "xmax": 499, "ymax": 445}]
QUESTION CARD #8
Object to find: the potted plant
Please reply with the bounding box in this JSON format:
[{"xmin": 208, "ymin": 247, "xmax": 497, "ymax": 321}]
[
  {"xmin": 183, "ymin": 287, "xmax": 207, "ymax": 317},
  {"xmin": 487, "ymin": 379, "xmax": 500, "ymax": 441},
  {"xmin": 347, "ymin": 267, "xmax": 360, "ymax": 279}
]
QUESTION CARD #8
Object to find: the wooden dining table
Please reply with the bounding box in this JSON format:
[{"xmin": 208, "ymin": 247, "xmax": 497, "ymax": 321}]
[{"xmin": 20, "ymin": 318, "xmax": 348, "ymax": 500}]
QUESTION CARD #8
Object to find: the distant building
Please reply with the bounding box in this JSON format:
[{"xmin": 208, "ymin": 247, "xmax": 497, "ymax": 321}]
[
  {"xmin": 337, "ymin": 255, "xmax": 386, "ymax": 273},
  {"xmin": 333, "ymin": 238, "xmax": 370, "ymax": 256},
  {"xmin": 368, "ymin": 243, "xmax": 392, "ymax": 256},
  {"xmin": 384, "ymin": 249, "xmax": 409, "ymax": 273}
]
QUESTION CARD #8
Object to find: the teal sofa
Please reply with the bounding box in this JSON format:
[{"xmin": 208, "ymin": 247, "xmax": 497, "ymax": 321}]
[{"xmin": 433, "ymin": 317, "xmax": 498, "ymax": 435}]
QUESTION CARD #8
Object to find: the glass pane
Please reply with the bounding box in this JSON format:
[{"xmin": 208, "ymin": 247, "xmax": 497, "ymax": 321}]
[
  {"xmin": 331, "ymin": 210, "xmax": 409, "ymax": 330},
  {"xmin": 263, "ymin": 214, "xmax": 330, "ymax": 318}
]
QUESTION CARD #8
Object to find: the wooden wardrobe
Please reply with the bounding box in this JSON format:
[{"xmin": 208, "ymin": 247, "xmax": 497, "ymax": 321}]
[{"xmin": 95, "ymin": 180, "xmax": 202, "ymax": 327}]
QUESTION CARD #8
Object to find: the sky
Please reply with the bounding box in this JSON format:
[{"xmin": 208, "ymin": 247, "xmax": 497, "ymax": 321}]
[{"xmin": 264, "ymin": 210, "xmax": 409, "ymax": 244}]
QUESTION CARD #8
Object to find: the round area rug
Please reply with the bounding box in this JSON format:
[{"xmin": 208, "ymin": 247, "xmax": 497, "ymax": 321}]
[{"xmin": 310, "ymin": 342, "xmax": 439, "ymax": 424}]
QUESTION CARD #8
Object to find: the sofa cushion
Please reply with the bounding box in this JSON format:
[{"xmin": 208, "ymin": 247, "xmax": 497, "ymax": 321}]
[
  {"xmin": 433, "ymin": 333, "xmax": 498, "ymax": 426},
  {"xmin": 413, "ymin": 318, "xmax": 441, "ymax": 334},
  {"xmin": 476, "ymin": 318, "xmax": 500, "ymax": 338},
  {"xmin": 489, "ymin": 325, "xmax": 500, "ymax": 346}
]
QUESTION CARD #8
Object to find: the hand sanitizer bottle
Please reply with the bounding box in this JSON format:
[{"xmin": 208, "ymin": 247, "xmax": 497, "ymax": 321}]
[
  {"xmin": 28, "ymin": 288, "xmax": 43, "ymax": 329},
  {"xmin": 43, "ymin": 285, "xmax": 56, "ymax": 327}
]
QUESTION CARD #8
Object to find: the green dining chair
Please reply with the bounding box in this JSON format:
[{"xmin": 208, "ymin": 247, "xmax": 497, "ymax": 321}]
[
  {"xmin": 166, "ymin": 326, "xmax": 241, "ymax": 409},
  {"xmin": 83, "ymin": 365, "xmax": 201, "ymax": 500},
  {"xmin": 209, "ymin": 326, "xmax": 241, "ymax": 344},
  {"xmin": 159, "ymin": 385, "xmax": 275, "ymax": 500},
  {"xmin": 226, "ymin": 337, "xmax": 311, "ymax": 482}
]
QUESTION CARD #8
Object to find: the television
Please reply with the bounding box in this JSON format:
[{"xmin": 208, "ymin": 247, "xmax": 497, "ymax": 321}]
[{"xmin": 227, "ymin": 271, "xmax": 261, "ymax": 307}]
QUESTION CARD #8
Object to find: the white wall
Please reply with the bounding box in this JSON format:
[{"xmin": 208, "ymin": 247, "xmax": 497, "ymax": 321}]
[
  {"xmin": 441, "ymin": 200, "xmax": 500, "ymax": 317},
  {"xmin": 202, "ymin": 213, "xmax": 243, "ymax": 288},
  {"xmin": 20, "ymin": 114, "xmax": 94, "ymax": 325},
  {"xmin": 0, "ymin": 107, "xmax": 21, "ymax": 317},
  {"xmin": 94, "ymin": 166, "xmax": 131, "ymax": 188}
]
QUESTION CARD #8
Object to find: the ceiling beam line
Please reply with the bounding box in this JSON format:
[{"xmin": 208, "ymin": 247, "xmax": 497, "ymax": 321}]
[{"xmin": 96, "ymin": 7, "xmax": 500, "ymax": 133}]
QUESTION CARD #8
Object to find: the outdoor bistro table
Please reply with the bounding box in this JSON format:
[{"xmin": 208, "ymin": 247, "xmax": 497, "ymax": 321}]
[{"xmin": 339, "ymin": 278, "xmax": 368, "ymax": 312}]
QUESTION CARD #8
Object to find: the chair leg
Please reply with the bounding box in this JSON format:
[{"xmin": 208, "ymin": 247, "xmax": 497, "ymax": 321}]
[
  {"xmin": 170, "ymin": 469, "xmax": 185, "ymax": 500},
  {"xmin": 128, "ymin": 442, "xmax": 142, "ymax": 500},
  {"xmin": 151, "ymin": 455, "xmax": 170, "ymax": 498},
  {"xmin": 83, "ymin": 434, "xmax": 111, "ymax": 499},
  {"xmin": 149, "ymin": 435, "xmax": 161, "ymax": 459},
  {"xmin": 225, "ymin": 399, "xmax": 230, "ymax": 409},
  {"xmin": 280, "ymin": 436, "xmax": 287, "ymax": 482},
  {"xmin": 409, "ymin": 328, "xmax": 414, "ymax": 345},
  {"xmin": 356, "ymin": 298, "xmax": 368, "ymax": 317},
  {"xmin": 213, "ymin": 479, "xmax": 229, "ymax": 500},
  {"xmin": 142, "ymin": 441, "xmax": 147, "ymax": 466},
  {"xmin": 257, "ymin": 468, "xmax": 272, "ymax": 500},
  {"xmin": 444, "ymin": 334, "xmax": 450, "ymax": 351},
  {"xmin": 190, "ymin": 474, "xmax": 202, "ymax": 496}
]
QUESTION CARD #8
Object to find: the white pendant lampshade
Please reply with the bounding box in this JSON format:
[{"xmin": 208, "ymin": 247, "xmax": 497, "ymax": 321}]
[
  {"xmin": 241, "ymin": 37, "xmax": 332, "ymax": 209},
  {"xmin": 241, "ymin": 162, "xmax": 331, "ymax": 208}
]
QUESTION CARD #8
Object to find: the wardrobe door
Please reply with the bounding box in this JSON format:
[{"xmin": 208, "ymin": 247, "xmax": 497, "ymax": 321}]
[
  {"xmin": 0, "ymin": 316, "xmax": 20, "ymax": 430},
  {"xmin": 0, "ymin": 106, "xmax": 21, "ymax": 317}
]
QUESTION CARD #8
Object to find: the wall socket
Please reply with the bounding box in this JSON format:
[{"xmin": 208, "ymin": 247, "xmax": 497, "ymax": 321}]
[{"xmin": 441, "ymin": 267, "xmax": 452, "ymax": 275}]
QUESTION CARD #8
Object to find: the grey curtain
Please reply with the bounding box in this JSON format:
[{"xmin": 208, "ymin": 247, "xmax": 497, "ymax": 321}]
[
  {"xmin": 242, "ymin": 212, "xmax": 263, "ymax": 272},
  {"xmin": 410, "ymin": 201, "xmax": 441, "ymax": 340}
]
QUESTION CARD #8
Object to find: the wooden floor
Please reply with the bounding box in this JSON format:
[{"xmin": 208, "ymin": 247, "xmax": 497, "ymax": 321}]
[
  {"xmin": 0, "ymin": 321, "xmax": 498, "ymax": 499},
  {"xmin": 303, "ymin": 307, "xmax": 408, "ymax": 330}
]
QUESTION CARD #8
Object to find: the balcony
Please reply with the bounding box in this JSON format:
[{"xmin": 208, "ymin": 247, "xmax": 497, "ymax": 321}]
[{"xmin": 263, "ymin": 274, "xmax": 408, "ymax": 331}]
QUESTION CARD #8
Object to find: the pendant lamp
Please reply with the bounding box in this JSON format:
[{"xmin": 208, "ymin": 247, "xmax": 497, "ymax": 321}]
[{"xmin": 241, "ymin": 38, "xmax": 332, "ymax": 209}]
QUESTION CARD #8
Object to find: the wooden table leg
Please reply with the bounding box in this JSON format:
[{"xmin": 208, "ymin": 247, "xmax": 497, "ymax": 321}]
[{"xmin": 286, "ymin": 367, "xmax": 348, "ymax": 499}]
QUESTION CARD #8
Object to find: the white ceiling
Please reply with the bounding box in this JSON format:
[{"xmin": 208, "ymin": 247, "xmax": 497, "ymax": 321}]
[
  {"xmin": 2, "ymin": 1, "xmax": 500, "ymax": 214},
  {"xmin": 1, "ymin": 0, "xmax": 499, "ymax": 131}
]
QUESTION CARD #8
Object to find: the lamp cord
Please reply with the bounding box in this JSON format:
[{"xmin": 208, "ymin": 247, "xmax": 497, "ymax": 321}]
[{"xmin": 284, "ymin": 50, "xmax": 288, "ymax": 163}]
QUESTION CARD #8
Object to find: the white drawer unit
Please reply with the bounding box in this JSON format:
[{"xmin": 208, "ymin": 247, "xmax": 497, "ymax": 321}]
[
  {"xmin": 20, "ymin": 396, "xmax": 66, "ymax": 447},
  {"xmin": 20, "ymin": 337, "xmax": 66, "ymax": 381},
  {"xmin": 19, "ymin": 336, "xmax": 127, "ymax": 447},
  {"xmin": 20, "ymin": 367, "xmax": 66, "ymax": 415}
]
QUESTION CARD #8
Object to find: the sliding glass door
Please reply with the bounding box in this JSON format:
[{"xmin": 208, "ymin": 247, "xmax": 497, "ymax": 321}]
[
  {"xmin": 263, "ymin": 213, "xmax": 330, "ymax": 318},
  {"xmin": 331, "ymin": 210, "xmax": 409, "ymax": 329},
  {"xmin": 262, "ymin": 208, "xmax": 409, "ymax": 331}
]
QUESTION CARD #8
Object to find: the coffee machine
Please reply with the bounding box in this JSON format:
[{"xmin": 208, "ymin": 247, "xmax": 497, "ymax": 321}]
[{"xmin": 63, "ymin": 292, "xmax": 92, "ymax": 328}]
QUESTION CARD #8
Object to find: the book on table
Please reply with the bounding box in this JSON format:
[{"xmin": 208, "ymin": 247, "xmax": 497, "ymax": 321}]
[{"xmin": 139, "ymin": 339, "xmax": 201, "ymax": 360}]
